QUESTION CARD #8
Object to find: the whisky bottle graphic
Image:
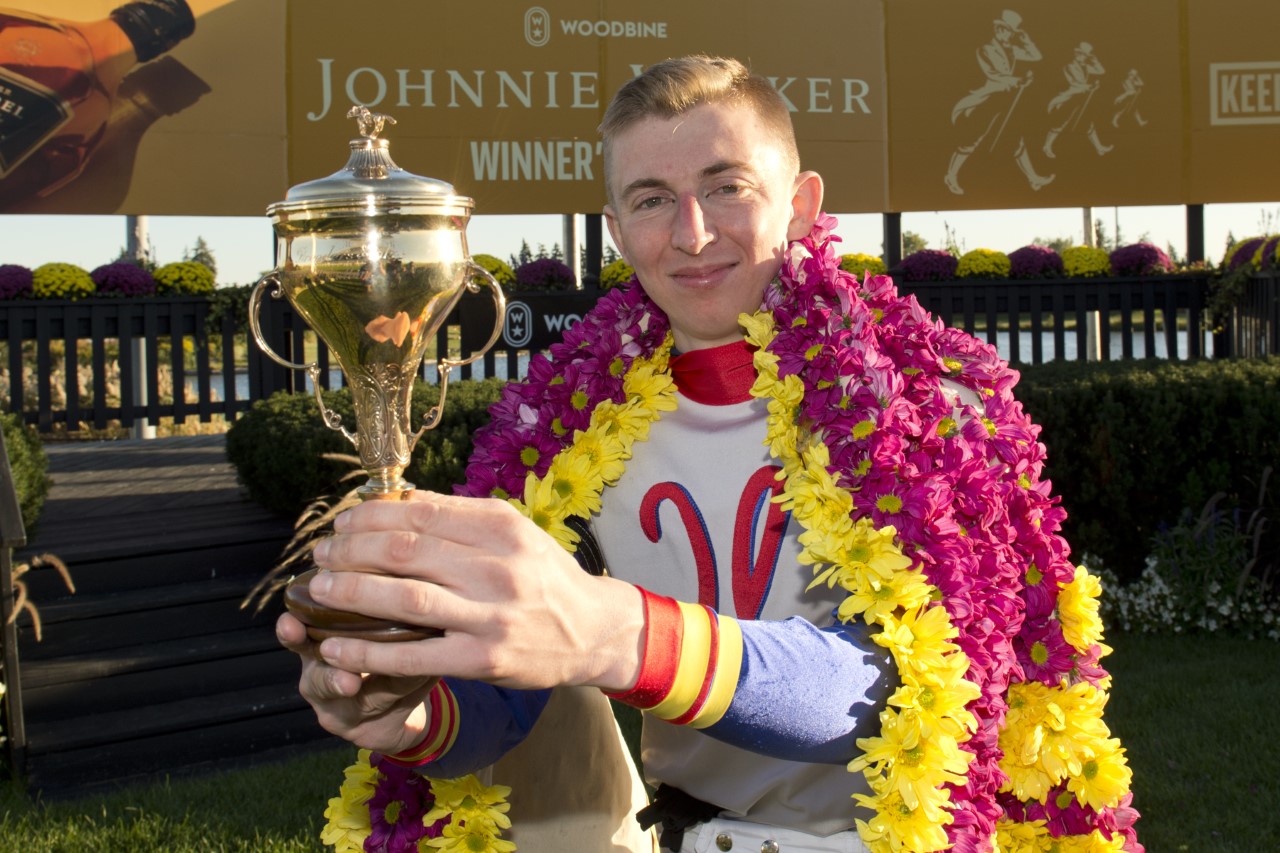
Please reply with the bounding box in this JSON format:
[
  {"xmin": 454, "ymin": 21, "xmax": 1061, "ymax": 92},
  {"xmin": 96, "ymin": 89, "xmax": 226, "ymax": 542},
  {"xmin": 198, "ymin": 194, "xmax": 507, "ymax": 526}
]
[{"xmin": 0, "ymin": 0, "xmax": 196, "ymax": 207}]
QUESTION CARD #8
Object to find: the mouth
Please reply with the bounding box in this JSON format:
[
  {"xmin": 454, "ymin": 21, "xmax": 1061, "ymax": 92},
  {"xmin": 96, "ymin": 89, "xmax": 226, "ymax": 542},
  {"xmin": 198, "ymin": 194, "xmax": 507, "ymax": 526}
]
[{"xmin": 669, "ymin": 262, "xmax": 735, "ymax": 287}]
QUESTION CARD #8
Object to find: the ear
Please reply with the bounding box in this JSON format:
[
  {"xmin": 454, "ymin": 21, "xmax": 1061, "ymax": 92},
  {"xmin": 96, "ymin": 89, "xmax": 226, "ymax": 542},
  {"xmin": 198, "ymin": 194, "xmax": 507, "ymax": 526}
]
[
  {"xmin": 786, "ymin": 170, "xmax": 825, "ymax": 242},
  {"xmin": 603, "ymin": 203, "xmax": 629, "ymax": 263}
]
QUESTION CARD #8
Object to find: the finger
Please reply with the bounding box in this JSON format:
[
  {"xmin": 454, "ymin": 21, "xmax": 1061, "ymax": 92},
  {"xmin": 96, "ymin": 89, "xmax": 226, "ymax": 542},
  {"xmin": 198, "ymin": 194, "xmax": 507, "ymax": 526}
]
[
  {"xmin": 318, "ymin": 633, "xmax": 520, "ymax": 686},
  {"xmin": 336, "ymin": 490, "xmax": 522, "ymax": 549},
  {"xmin": 306, "ymin": 570, "xmax": 484, "ymax": 634},
  {"xmin": 276, "ymin": 611, "xmax": 313, "ymax": 654},
  {"xmin": 298, "ymin": 655, "xmax": 366, "ymax": 701}
]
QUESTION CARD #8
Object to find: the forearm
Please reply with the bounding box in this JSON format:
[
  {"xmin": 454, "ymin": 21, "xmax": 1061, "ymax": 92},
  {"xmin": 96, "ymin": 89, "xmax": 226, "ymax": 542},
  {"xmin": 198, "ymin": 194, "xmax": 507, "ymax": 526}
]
[{"xmin": 606, "ymin": 588, "xmax": 896, "ymax": 764}]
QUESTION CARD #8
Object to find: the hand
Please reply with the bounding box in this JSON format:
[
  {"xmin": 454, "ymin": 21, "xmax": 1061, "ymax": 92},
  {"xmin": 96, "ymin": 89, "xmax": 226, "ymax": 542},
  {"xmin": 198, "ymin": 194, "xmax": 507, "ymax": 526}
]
[
  {"xmin": 276, "ymin": 610, "xmax": 438, "ymax": 753},
  {"xmin": 303, "ymin": 490, "xmax": 645, "ymax": 692}
]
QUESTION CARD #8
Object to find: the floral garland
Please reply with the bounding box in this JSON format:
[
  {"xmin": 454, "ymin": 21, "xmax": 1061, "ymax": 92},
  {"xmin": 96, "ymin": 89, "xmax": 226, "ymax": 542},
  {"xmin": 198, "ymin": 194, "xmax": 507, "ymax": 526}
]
[{"xmin": 320, "ymin": 214, "xmax": 1142, "ymax": 853}]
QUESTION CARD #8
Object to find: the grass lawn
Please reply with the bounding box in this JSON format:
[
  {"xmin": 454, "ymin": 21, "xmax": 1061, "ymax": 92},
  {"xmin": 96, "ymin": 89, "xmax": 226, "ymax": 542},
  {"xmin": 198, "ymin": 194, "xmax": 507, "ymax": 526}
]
[
  {"xmin": 0, "ymin": 633, "xmax": 1274, "ymax": 851},
  {"xmin": 1103, "ymin": 632, "xmax": 1279, "ymax": 852}
]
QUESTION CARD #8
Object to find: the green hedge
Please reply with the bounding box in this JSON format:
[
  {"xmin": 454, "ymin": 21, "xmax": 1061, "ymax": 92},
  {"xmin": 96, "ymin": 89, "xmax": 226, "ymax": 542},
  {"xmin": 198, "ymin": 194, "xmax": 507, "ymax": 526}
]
[
  {"xmin": 225, "ymin": 379, "xmax": 506, "ymax": 515},
  {"xmin": 1016, "ymin": 357, "xmax": 1280, "ymax": 581},
  {"xmin": 1, "ymin": 412, "xmax": 51, "ymax": 536}
]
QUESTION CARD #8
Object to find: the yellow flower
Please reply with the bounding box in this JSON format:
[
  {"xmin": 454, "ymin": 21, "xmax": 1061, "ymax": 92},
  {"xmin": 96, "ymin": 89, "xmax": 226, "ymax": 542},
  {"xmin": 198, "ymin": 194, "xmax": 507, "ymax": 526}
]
[
  {"xmin": 421, "ymin": 822, "xmax": 516, "ymax": 853},
  {"xmin": 1058, "ymin": 565, "xmax": 1107, "ymax": 652},
  {"xmin": 851, "ymin": 709, "xmax": 970, "ymax": 822},
  {"xmin": 835, "ymin": 565, "xmax": 932, "ymax": 626},
  {"xmin": 994, "ymin": 818, "xmax": 1052, "ymax": 852},
  {"xmin": 854, "ymin": 786, "xmax": 952, "ymax": 853},
  {"xmin": 999, "ymin": 682, "xmax": 1116, "ymax": 801},
  {"xmin": 320, "ymin": 751, "xmax": 380, "ymax": 853},
  {"xmin": 874, "ymin": 605, "xmax": 961, "ymax": 674},
  {"xmin": 1066, "ymin": 738, "xmax": 1133, "ymax": 812},
  {"xmin": 889, "ymin": 653, "xmax": 980, "ymax": 739},
  {"xmin": 543, "ymin": 446, "xmax": 606, "ymax": 518},
  {"xmin": 739, "ymin": 309, "xmax": 777, "ymax": 349}
]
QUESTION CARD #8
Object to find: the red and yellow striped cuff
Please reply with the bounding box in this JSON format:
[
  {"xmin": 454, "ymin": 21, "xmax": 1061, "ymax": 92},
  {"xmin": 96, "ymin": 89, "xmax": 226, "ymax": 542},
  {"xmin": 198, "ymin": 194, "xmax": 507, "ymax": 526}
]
[
  {"xmin": 604, "ymin": 587, "xmax": 743, "ymax": 729},
  {"xmin": 381, "ymin": 680, "xmax": 460, "ymax": 767}
]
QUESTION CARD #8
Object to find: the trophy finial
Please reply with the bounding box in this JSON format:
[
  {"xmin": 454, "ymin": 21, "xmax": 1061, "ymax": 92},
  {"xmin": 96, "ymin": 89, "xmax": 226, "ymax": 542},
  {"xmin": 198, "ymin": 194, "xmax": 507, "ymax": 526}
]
[{"xmin": 346, "ymin": 104, "xmax": 397, "ymax": 139}]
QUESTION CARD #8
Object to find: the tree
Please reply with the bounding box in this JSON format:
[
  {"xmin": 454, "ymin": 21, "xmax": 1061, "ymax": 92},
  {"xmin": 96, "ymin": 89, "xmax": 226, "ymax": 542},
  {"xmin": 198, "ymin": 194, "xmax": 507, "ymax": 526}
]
[
  {"xmin": 508, "ymin": 240, "xmax": 534, "ymax": 270},
  {"xmin": 1034, "ymin": 236, "xmax": 1076, "ymax": 254},
  {"xmin": 902, "ymin": 230, "xmax": 928, "ymax": 256},
  {"xmin": 942, "ymin": 221, "xmax": 965, "ymax": 256},
  {"xmin": 184, "ymin": 236, "xmax": 217, "ymax": 279}
]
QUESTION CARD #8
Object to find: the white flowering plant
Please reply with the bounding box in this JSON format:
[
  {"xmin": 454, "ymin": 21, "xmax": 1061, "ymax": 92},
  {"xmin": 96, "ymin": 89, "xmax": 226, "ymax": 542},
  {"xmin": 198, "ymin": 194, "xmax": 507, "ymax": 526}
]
[{"xmin": 1087, "ymin": 480, "xmax": 1280, "ymax": 640}]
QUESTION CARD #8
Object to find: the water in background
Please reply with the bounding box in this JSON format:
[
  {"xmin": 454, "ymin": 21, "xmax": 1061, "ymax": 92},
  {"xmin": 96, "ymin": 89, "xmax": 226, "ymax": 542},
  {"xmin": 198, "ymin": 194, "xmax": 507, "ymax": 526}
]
[{"xmin": 217, "ymin": 329, "xmax": 1210, "ymax": 401}]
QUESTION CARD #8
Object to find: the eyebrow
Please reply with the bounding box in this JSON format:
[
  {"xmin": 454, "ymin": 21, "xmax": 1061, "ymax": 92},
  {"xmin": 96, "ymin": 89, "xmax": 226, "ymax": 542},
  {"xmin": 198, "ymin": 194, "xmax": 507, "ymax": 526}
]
[{"xmin": 618, "ymin": 160, "xmax": 755, "ymax": 200}]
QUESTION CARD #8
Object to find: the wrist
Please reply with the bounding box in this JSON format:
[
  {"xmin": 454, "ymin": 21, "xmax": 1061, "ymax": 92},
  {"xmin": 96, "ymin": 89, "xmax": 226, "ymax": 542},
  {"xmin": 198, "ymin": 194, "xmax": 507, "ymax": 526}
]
[
  {"xmin": 382, "ymin": 680, "xmax": 459, "ymax": 767},
  {"xmin": 603, "ymin": 587, "xmax": 743, "ymax": 729}
]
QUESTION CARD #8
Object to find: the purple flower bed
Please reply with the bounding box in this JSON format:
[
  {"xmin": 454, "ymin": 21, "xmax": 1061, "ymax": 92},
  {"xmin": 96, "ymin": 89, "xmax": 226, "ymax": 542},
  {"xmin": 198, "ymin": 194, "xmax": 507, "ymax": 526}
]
[
  {"xmin": 900, "ymin": 249, "xmax": 958, "ymax": 282},
  {"xmin": 91, "ymin": 261, "xmax": 156, "ymax": 296},
  {"xmin": 515, "ymin": 257, "xmax": 575, "ymax": 290},
  {"xmin": 1008, "ymin": 245, "xmax": 1064, "ymax": 279},
  {"xmin": 0, "ymin": 264, "xmax": 33, "ymax": 299},
  {"xmin": 1109, "ymin": 242, "xmax": 1172, "ymax": 277},
  {"xmin": 1228, "ymin": 237, "xmax": 1265, "ymax": 271}
]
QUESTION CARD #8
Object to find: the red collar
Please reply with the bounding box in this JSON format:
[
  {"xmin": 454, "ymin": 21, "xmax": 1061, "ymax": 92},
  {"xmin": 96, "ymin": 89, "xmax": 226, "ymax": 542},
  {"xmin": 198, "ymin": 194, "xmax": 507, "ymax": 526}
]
[{"xmin": 669, "ymin": 340, "xmax": 757, "ymax": 405}]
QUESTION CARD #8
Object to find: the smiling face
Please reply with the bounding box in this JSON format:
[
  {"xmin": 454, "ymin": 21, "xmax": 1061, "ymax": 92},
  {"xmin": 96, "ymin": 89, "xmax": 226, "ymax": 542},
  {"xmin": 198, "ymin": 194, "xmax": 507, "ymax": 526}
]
[{"xmin": 603, "ymin": 100, "xmax": 822, "ymax": 352}]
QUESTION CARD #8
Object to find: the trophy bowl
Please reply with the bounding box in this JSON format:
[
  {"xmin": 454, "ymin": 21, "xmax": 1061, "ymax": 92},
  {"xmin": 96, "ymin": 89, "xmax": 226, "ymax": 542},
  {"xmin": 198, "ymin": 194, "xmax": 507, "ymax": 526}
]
[{"xmin": 250, "ymin": 106, "xmax": 505, "ymax": 642}]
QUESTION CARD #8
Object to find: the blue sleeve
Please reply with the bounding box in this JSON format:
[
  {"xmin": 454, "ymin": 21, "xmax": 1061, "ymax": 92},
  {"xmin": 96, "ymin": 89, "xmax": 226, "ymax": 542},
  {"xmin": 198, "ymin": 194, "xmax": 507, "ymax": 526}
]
[
  {"xmin": 700, "ymin": 615, "xmax": 897, "ymax": 764},
  {"xmin": 422, "ymin": 680, "xmax": 552, "ymax": 777}
]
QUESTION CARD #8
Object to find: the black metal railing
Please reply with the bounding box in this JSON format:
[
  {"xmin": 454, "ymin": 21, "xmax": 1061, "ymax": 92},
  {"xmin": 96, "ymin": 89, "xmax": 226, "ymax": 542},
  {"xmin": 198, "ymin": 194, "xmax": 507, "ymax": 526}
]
[{"xmin": 1, "ymin": 274, "xmax": 1274, "ymax": 434}]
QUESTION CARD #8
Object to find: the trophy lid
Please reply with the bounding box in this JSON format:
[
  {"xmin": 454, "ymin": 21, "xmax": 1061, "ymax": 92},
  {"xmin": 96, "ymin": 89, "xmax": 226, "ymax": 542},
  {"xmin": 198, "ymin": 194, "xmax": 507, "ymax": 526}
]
[{"xmin": 267, "ymin": 105, "xmax": 473, "ymax": 219}]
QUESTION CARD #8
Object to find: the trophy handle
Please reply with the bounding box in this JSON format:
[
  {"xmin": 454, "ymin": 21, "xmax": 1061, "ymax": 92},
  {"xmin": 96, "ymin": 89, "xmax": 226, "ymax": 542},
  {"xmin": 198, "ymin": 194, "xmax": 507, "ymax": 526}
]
[
  {"xmin": 413, "ymin": 262, "xmax": 508, "ymax": 438},
  {"xmin": 248, "ymin": 274, "xmax": 358, "ymax": 447}
]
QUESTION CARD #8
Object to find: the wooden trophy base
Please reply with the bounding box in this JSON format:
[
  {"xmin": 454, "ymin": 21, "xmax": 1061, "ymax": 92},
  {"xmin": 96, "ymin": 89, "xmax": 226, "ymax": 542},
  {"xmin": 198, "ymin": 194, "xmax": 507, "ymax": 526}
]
[{"xmin": 283, "ymin": 568, "xmax": 442, "ymax": 643}]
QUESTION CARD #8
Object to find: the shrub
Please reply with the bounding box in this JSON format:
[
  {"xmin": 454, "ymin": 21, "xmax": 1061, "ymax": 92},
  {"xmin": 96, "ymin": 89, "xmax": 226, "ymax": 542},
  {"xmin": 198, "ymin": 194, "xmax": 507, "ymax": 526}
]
[
  {"xmin": 472, "ymin": 254, "xmax": 515, "ymax": 289},
  {"xmin": 154, "ymin": 261, "xmax": 215, "ymax": 295},
  {"xmin": 1060, "ymin": 245, "xmax": 1111, "ymax": 278},
  {"xmin": 91, "ymin": 261, "xmax": 156, "ymax": 297},
  {"xmin": 1008, "ymin": 245, "xmax": 1064, "ymax": 279},
  {"xmin": 514, "ymin": 257, "xmax": 575, "ymax": 291},
  {"xmin": 839, "ymin": 252, "xmax": 887, "ymax": 278},
  {"xmin": 1016, "ymin": 356, "xmax": 1280, "ymax": 584},
  {"xmin": 956, "ymin": 248, "xmax": 1011, "ymax": 279},
  {"xmin": 32, "ymin": 262, "xmax": 94, "ymax": 299},
  {"xmin": 1, "ymin": 411, "xmax": 51, "ymax": 536},
  {"xmin": 1094, "ymin": 487, "xmax": 1280, "ymax": 640},
  {"xmin": 1109, "ymin": 242, "xmax": 1172, "ymax": 277},
  {"xmin": 226, "ymin": 378, "xmax": 506, "ymax": 514},
  {"xmin": 0, "ymin": 264, "xmax": 33, "ymax": 299},
  {"xmin": 900, "ymin": 249, "xmax": 958, "ymax": 282},
  {"xmin": 599, "ymin": 258, "xmax": 636, "ymax": 291}
]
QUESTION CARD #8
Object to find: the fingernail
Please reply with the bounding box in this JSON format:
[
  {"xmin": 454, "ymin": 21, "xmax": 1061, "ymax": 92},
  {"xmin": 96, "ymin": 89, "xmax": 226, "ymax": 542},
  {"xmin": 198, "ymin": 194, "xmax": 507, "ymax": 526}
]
[
  {"xmin": 310, "ymin": 571, "xmax": 332, "ymax": 597},
  {"xmin": 334, "ymin": 511, "xmax": 350, "ymax": 531},
  {"xmin": 313, "ymin": 539, "xmax": 331, "ymax": 564},
  {"xmin": 320, "ymin": 638, "xmax": 344, "ymax": 662}
]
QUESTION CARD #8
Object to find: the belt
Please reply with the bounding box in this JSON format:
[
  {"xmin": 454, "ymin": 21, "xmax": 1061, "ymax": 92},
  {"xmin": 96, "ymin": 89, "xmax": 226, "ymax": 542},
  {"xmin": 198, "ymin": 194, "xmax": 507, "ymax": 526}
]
[{"xmin": 636, "ymin": 784, "xmax": 723, "ymax": 852}]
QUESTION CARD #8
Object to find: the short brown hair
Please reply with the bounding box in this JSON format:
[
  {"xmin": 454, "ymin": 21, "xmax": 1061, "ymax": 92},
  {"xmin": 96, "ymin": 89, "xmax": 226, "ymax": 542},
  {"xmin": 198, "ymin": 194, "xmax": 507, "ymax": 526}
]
[{"xmin": 600, "ymin": 56, "xmax": 800, "ymax": 198}]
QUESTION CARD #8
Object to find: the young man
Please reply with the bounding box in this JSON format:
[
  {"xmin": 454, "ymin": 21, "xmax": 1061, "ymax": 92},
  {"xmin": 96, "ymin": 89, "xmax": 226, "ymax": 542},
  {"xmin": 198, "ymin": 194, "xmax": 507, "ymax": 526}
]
[
  {"xmin": 282, "ymin": 55, "xmax": 891, "ymax": 852},
  {"xmin": 280, "ymin": 55, "xmax": 1138, "ymax": 853}
]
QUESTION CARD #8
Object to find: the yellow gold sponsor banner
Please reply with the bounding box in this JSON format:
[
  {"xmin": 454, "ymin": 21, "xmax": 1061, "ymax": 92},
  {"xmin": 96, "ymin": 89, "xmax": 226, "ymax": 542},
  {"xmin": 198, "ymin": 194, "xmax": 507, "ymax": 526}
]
[
  {"xmin": 1188, "ymin": 0, "xmax": 1280, "ymax": 203},
  {"xmin": 286, "ymin": 0, "xmax": 887, "ymax": 214},
  {"xmin": 1, "ymin": 0, "xmax": 286, "ymax": 215},
  {"xmin": 3, "ymin": 0, "xmax": 1277, "ymax": 216},
  {"xmin": 887, "ymin": 0, "xmax": 1185, "ymax": 211}
]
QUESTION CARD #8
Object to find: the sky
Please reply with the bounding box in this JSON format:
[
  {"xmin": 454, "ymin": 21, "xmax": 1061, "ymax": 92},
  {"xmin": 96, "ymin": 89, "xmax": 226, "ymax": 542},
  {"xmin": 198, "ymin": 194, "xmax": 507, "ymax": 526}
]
[{"xmin": 3, "ymin": 202, "xmax": 1278, "ymax": 287}]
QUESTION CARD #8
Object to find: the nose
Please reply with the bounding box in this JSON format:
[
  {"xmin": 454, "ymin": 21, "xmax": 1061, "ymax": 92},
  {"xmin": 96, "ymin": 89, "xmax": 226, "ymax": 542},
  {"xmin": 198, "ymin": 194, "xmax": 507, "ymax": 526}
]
[{"xmin": 670, "ymin": 193, "xmax": 715, "ymax": 254}]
